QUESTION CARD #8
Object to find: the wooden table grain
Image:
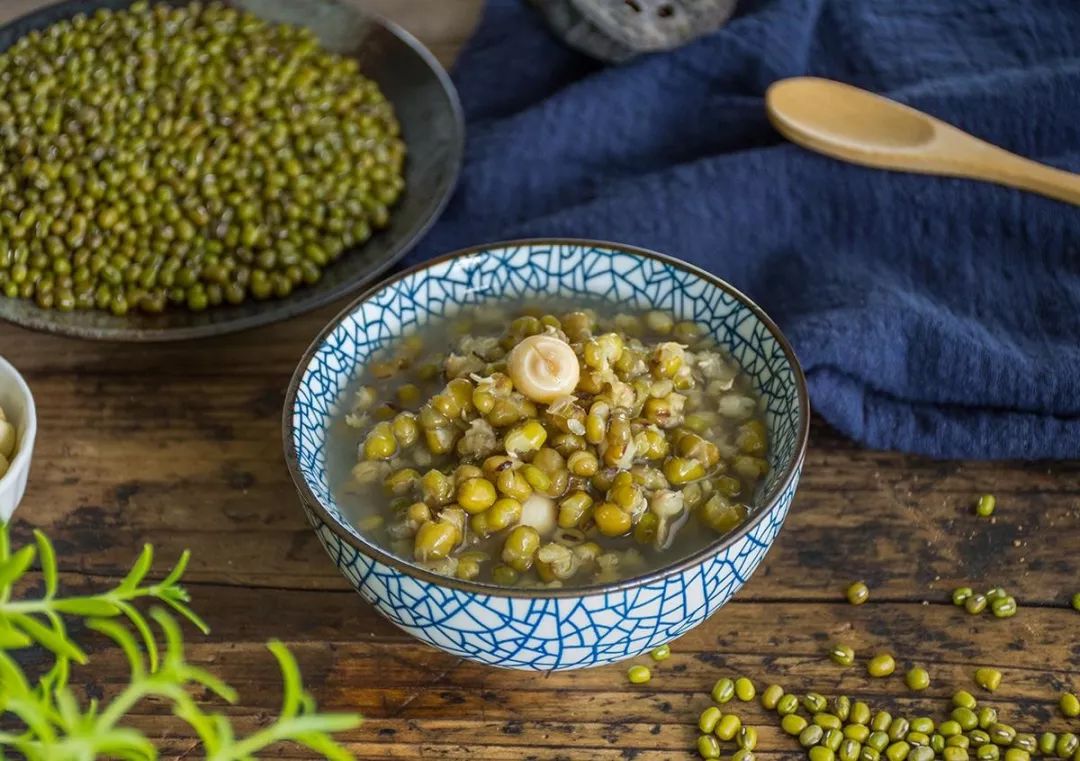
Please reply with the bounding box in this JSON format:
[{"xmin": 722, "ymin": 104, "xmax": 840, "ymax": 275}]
[{"xmin": 2, "ymin": 2, "xmax": 1079, "ymax": 760}]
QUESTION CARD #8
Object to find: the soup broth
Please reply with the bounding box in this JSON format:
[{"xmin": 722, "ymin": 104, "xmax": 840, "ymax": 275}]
[{"xmin": 328, "ymin": 298, "xmax": 770, "ymax": 589}]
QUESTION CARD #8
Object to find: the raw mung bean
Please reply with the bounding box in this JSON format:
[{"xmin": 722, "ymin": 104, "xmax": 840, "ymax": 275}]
[
  {"xmin": 834, "ymin": 696, "xmax": 852, "ymax": 721},
  {"xmin": 735, "ymin": 677, "xmax": 756, "ymax": 701},
  {"xmin": 841, "ymin": 738, "xmax": 863, "ymax": 761},
  {"xmin": 953, "ymin": 691, "xmax": 978, "ymax": 710},
  {"xmin": 815, "ymin": 714, "xmax": 843, "ymax": 730},
  {"xmin": 1062, "ymin": 693, "xmax": 1080, "ymax": 718},
  {"xmin": 712, "ymin": 678, "xmax": 735, "ymax": 704},
  {"xmin": 910, "ymin": 747, "xmax": 935, "ymax": 761},
  {"xmin": 940, "ymin": 721, "xmax": 963, "ymax": 737},
  {"xmin": 732, "ymin": 750, "xmax": 755, "ymax": 761},
  {"xmin": 1038, "ymin": 734, "xmax": 1057, "ymax": 755},
  {"xmin": 888, "ymin": 718, "xmax": 910, "ymax": 742},
  {"xmin": 953, "ymin": 587, "xmax": 975, "ymax": 606},
  {"xmin": 715, "ymin": 714, "xmax": 741, "ymax": 741},
  {"xmin": 1057, "ymin": 734, "xmax": 1079, "ymax": 758},
  {"xmin": 862, "ymin": 749, "xmax": 882, "ymax": 761},
  {"xmin": 847, "ymin": 581, "xmax": 871, "ymax": 605},
  {"xmin": 910, "ymin": 718, "xmax": 935, "ymax": 735},
  {"xmin": 698, "ymin": 734, "xmax": 721, "ymax": 759},
  {"xmin": 801, "ymin": 726, "xmax": 826, "ymax": 748},
  {"xmin": 990, "ymin": 724, "xmax": 1016, "ymax": 746},
  {"xmin": 965, "ymin": 594, "xmax": 988, "ymax": 615},
  {"xmin": 944, "ymin": 748, "xmax": 970, "ymax": 761},
  {"xmin": 761, "ymin": 684, "xmax": 784, "ymax": 710},
  {"xmin": 650, "ymin": 644, "xmax": 671, "ymax": 662},
  {"xmin": 699, "ymin": 706, "xmax": 722, "ymax": 734},
  {"xmin": 952, "ymin": 708, "xmax": 978, "ymax": 731},
  {"xmin": 975, "ymin": 668, "xmax": 1002, "ymax": 692},
  {"xmin": 971, "ymin": 732, "xmax": 991, "ymax": 746},
  {"xmin": 830, "ymin": 644, "xmax": 856, "ymax": 667},
  {"xmin": 977, "ymin": 745, "xmax": 1000, "ymax": 761},
  {"xmin": 933, "ymin": 736, "xmax": 947, "ymax": 754},
  {"xmin": 627, "ymin": 665, "xmax": 651, "ymax": 684},
  {"xmin": 907, "ymin": 733, "xmax": 930, "ymax": 747},
  {"xmin": 850, "ymin": 702, "xmax": 872, "ymax": 726},
  {"xmin": 868, "ymin": 732, "xmax": 891, "ymax": 751},
  {"xmin": 1003, "ymin": 750, "xmax": 1028, "ymax": 761},
  {"xmin": 872, "ymin": 713, "xmax": 894, "ymax": 733},
  {"xmin": 949, "ymin": 737, "xmax": 971, "ymax": 750},
  {"xmin": 975, "ymin": 494, "xmax": 996, "ymax": 516},
  {"xmin": 826, "ymin": 729, "xmax": 845, "ymax": 751},
  {"xmin": 886, "ymin": 741, "xmax": 911, "ymax": 761},
  {"xmin": 846, "ymin": 725, "xmax": 871, "ymax": 743},
  {"xmin": 1012, "ymin": 734, "xmax": 1037, "ymax": 754},
  {"xmin": 868, "ymin": 653, "xmax": 896, "ymax": 678},
  {"xmin": 906, "ymin": 668, "xmax": 931, "ymax": 691},
  {"xmin": 811, "ymin": 747, "xmax": 837, "ymax": 761},
  {"xmin": 783, "ymin": 714, "xmax": 809, "ymax": 735},
  {"xmin": 978, "ymin": 708, "xmax": 998, "ymax": 730},
  {"xmin": 991, "ymin": 596, "xmax": 1018, "ymax": 618},
  {"xmin": 738, "ymin": 726, "xmax": 758, "ymax": 750},
  {"xmin": 777, "ymin": 693, "xmax": 799, "ymax": 716},
  {"xmin": 804, "ymin": 692, "xmax": 828, "ymax": 713}
]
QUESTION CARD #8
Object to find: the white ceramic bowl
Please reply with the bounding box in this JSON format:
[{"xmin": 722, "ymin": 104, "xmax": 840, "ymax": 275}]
[{"xmin": 0, "ymin": 354, "xmax": 36, "ymax": 522}]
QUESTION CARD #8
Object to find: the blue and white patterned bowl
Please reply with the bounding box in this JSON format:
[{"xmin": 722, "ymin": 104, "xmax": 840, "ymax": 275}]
[{"xmin": 284, "ymin": 239, "xmax": 809, "ymax": 671}]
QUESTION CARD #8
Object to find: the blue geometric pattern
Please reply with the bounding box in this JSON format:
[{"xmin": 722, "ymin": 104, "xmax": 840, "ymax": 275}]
[{"xmin": 290, "ymin": 242, "xmax": 807, "ymax": 670}]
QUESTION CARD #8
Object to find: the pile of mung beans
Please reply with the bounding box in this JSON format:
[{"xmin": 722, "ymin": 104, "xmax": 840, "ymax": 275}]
[
  {"xmin": 343, "ymin": 302, "xmax": 769, "ymax": 587},
  {"xmin": 679, "ymin": 668, "xmax": 1080, "ymax": 761},
  {"xmin": 0, "ymin": 403, "xmax": 14, "ymax": 478},
  {"xmin": 0, "ymin": 1, "xmax": 403, "ymax": 314}
]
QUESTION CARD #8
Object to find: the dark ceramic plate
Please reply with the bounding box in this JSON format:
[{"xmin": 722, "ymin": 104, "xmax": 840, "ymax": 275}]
[{"xmin": 0, "ymin": 0, "xmax": 463, "ymax": 341}]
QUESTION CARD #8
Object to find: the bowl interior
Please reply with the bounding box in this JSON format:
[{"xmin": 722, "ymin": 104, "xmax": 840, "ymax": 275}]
[
  {"xmin": 289, "ymin": 240, "xmax": 807, "ymax": 582},
  {"xmin": 0, "ymin": 0, "xmax": 463, "ymax": 341}
]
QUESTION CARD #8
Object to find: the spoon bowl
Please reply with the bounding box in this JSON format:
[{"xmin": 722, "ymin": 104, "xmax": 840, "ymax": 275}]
[{"xmin": 766, "ymin": 76, "xmax": 1080, "ymax": 206}]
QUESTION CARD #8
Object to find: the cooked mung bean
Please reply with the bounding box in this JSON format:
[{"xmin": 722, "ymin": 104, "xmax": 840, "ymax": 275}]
[{"xmin": 337, "ymin": 301, "xmax": 768, "ymax": 586}]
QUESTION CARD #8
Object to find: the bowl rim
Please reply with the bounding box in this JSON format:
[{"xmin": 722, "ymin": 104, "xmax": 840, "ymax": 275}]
[
  {"xmin": 282, "ymin": 238, "xmax": 811, "ymax": 599},
  {"xmin": 0, "ymin": 354, "xmax": 37, "ymax": 492},
  {"xmin": 0, "ymin": 0, "xmax": 465, "ymax": 342}
]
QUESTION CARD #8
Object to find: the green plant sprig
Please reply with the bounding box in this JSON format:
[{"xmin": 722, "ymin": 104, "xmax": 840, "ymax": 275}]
[{"xmin": 0, "ymin": 523, "xmax": 361, "ymax": 760}]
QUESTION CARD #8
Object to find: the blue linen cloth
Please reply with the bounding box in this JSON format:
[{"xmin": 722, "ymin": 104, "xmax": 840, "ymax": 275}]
[{"xmin": 408, "ymin": 0, "xmax": 1080, "ymax": 459}]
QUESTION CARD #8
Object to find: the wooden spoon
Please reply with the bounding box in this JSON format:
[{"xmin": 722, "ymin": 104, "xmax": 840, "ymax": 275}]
[{"xmin": 765, "ymin": 76, "xmax": 1080, "ymax": 206}]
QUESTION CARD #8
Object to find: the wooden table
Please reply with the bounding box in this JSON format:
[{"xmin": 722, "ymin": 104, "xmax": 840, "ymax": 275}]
[{"xmin": 3, "ymin": 2, "xmax": 1078, "ymax": 759}]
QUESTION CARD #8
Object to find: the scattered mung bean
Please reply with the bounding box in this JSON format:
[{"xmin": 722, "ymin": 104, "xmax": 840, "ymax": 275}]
[
  {"xmin": 650, "ymin": 644, "xmax": 671, "ymax": 662},
  {"xmin": 975, "ymin": 494, "xmax": 996, "ymax": 517},
  {"xmin": 699, "ymin": 706, "xmax": 722, "ymax": 734},
  {"xmin": 906, "ymin": 668, "xmax": 931, "ymax": 691},
  {"xmin": 830, "ymin": 644, "xmax": 856, "ymax": 667},
  {"xmin": 868, "ymin": 654, "xmax": 896, "ymax": 678},
  {"xmin": 847, "ymin": 581, "xmax": 871, "ymax": 605},
  {"xmin": 1061, "ymin": 693, "xmax": 1080, "ymax": 718},
  {"xmin": 761, "ymin": 684, "xmax": 784, "ymax": 710},
  {"xmin": 735, "ymin": 677, "xmax": 756, "ymax": 702},
  {"xmin": 975, "ymin": 668, "xmax": 1002, "ymax": 692},
  {"xmin": 627, "ymin": 665, "xmax": 651, "ymax": 684}
]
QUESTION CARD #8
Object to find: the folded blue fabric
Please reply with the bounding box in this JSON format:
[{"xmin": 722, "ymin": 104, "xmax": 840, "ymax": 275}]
[{"xmin": 408, "ymin": 0, "xmax": 1080, "ymax": 459}]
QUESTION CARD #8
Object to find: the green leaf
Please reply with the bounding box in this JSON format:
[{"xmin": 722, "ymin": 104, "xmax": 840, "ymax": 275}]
[
  {"xmin": 159, "ymin": 549, "xmax": 191, "ymax": 588},
  {"xmin": 0, "ymin": 618, "xmax": 33, "ymax": 648},
  {"xmin": 268, "ymin": 640, "xmax": 303, "ymax": 719},
  {"xmin": 296, "ymin": 731, "xmax": 357, "ymax": 761},
  {"xmin": 32, "ymin": 530, "xmax": 58, "ymax": 599},
  {"xmin": 86, "ymin": 727, "xmax": 157, "ymax": 760},
  {"xmin": 0, "ymin": 545, "xmax": 36, "ymax": 590},
  {"xmin": 158, "ymin": 595, "xmax": 209, "ymax": 635},
  {"xmin": 8, "ymin": 612, "xmax": 87, "ymax": 664},
  {"xmin": 52, "ymin": 598, "xmax": 122, "ymax": 617},
  {"xmin": 87, "ymin": 618, "xmax": 144, "ymax": 678},
  {"xmin": 119, "ymin": 544, "xmax": 154, "ymax": 592},
  {"xmin": 115, "ymin": 601, "xmax": 159, "ymax": 673},
  {"xmin": 179, "ymin": 664, "xmax": 238, "ymax": 704}
]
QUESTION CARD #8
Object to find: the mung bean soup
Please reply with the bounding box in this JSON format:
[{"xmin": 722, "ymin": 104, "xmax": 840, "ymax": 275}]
[{"xmin": 331, "ymin": 299, "xmax": 769, "ymax": 588}]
